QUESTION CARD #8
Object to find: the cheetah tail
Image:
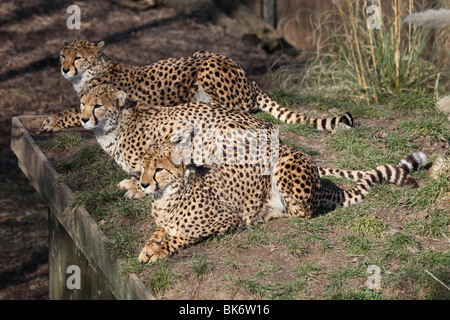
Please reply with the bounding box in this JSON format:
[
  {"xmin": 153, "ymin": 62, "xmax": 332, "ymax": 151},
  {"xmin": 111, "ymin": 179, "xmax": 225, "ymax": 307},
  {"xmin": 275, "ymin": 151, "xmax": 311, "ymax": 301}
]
[
  {"xmin": 256, "ymin": 91, "xmax": 353, "ymax": 131},
  {"xmin": 319, "ymin": 152, "xmax": 427, "ymax": 209},
  {"xmin": 319, "ymin": 152, "xmax": 427, "ymax": 182}
]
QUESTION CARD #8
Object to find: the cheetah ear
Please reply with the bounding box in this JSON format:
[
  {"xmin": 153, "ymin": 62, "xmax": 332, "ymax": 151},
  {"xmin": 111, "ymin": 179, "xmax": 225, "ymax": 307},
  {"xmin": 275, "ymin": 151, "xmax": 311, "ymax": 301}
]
[
  {"xmin": 115, "ymin": 90, "xmax": 127, "ymax": 107},
  {"xmin": 95, "ymin": 41, "xmax": 105, "ymax": 51},
  {"xmin": 61, "ymin": 40, "xmax": 69, "ymax": 47}
]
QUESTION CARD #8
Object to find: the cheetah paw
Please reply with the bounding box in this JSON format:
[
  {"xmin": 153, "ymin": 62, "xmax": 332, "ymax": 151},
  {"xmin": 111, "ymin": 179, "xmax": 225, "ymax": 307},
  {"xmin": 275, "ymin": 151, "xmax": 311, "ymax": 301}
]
[
  {"xmin": 41, "ymin": 116, "xmax": 63, "ymax": 133},
  {"xmin": 138, "ymin": 247, "xmax": 167, "ymax": 264},
  {"xmin": 124, "ymin": 189, "xmax": 145, "ymax": 200},
  {"xmin": 138, "ymin": 250, "xmax": 152, "ymax": 264},
  {"xmin": 118, "ymin": 178, "xmax": 145, "ymax": 199},
  {"xmin": 148, "ymin": 250, "xmax": 168, "ymax": 263},
  {"xmin": 118, "ymin": 178, "xmax": 137, "ymax": 190}
]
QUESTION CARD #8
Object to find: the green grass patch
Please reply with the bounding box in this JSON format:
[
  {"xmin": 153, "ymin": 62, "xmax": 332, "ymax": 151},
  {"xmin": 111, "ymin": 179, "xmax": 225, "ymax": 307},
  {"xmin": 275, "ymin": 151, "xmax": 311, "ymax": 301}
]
[
  {"xmin": 108, "ymin": 229, "xmax": 141, "ymax": 258},
  {"xmin": 70, "ymin": 187, "xmax": 124, "ymax": 220},
  {"xmin": 254, "ymin": 112, "xmax": 283, "ymax": 125},
  {"xmin": 39, "ymin": 132, "xmax": 83, "ymax": 152},
  {"xmin": 191, "ymin": 253, "xmax": 211, "ymax": 279},
  {"xmin": 389, "ymin": 251, "xmax": 450, "ymax": 299},
  {"xmin": 229, "ymin": 276, "xmax": 305, "ymax": 300},
  {"xmin": 351, "ymin": 216, "xmax": 387, "ymax": 238},
  {"xmin": 147, "ymin": 263, "xmax": 179, "ymax": 295},
  {"xmin": 329, "ymin": 124, "xmax": 420, "ymax": 170},
  {"xmin": 342, "ymin": 235, "xmax": 375, "ymax": 255},
  {"xmin": 280, "ymin": 123, "xmax": 319, "ymax": 138},
  {"xmin": 246, "ymin": 225, "xmax": 271, "ymax": 245},
  {"xmin": 409, "ymin": 166, "xmax": 449, "ymax": 211},
  {"xmin": 281, "ymin": 139, "xmax": 320, "ymax": 157},
  {"xmin": 329, "ymin": 288, "xmax": 384, "ymax": 300},
  {"xmin": 399, "ymin": 113, "xmax": 450, "ymax": 142},
  {"xmin": 293, "ymin": 264, "xmax": 322, "ymax": 281},
  {"xmin": 386, "ymin": 91, "xmax": 437, "ymax": 113},
  {"xmin": 269, "ymin": 88, "xmax": 299, "ymax": 109}
]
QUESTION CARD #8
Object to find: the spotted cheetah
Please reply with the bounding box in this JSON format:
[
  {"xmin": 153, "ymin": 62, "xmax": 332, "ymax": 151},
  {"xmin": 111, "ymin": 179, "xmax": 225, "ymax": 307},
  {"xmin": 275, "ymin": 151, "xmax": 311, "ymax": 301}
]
[
  {"xmin": 78, "ymin": 84, "xmax": 279, "ymax": 199},
  {"xmin": 137, "ymin": 142, "xmax": 426, "ymax": 262},
  {"xmin": 78, "ymin": 84, "xmax": 425, "ymax": 204},
  {"xmin": 42, "ymin": 40, "xmax": 353, "ymax": 132}
]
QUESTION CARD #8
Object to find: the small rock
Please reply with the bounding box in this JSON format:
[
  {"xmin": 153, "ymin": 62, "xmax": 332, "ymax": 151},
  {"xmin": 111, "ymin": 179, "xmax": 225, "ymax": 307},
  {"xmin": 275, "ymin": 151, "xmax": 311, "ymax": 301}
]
[
  {"xmin": 406, "ymin": 246, "xmax": 420, "ymax": 254},
  {"xmin": 383, "ymin": 228, "xmax": 399, "ymax": 237},
  {"xmin": 437, "ymin": 95, "xmax": 450, "ymax": 122},
  {"xmin": 373, "ymin": 130, "xmax": 387, "ymax": 139},
  {"xmin": 429, "ymin": 155, "xmax": 450, "ymax": 179}
]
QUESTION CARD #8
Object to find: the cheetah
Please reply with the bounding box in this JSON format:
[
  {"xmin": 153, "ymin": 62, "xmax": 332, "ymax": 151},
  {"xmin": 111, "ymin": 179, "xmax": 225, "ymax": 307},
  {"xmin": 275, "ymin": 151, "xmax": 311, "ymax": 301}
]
[
  {"xmin": 78, "ymin": 84, "xmax": 280, "ymax": 200},
  {"xmin": 137, "ymin": 141, "xmax": 427, "ymax": 263},
  {"xmin": 42, "ymin": 40, "xmax": 353, "ymax": 132},
  {"xmin": 78, "ymin": 84, "xmax": 425, "ymax": 204}
]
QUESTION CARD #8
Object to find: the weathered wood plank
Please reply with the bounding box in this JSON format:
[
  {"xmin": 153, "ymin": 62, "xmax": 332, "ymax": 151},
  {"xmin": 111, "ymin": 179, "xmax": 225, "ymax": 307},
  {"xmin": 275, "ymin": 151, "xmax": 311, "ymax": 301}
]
[{"xmin": 10, "ymin": 116, "xmax": 154, "ymax": 300}]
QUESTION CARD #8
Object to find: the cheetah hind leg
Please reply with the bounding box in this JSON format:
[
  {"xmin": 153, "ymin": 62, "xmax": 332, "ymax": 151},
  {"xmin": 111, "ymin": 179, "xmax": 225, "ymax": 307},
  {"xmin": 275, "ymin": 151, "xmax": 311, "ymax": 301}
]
[
  {"xmin": 118, "ymin": 177, "xmax": 145, "ymax": 200},
  {"xmin": 139, "ymin": 227, "xmax": 168, "ymax": 263}
]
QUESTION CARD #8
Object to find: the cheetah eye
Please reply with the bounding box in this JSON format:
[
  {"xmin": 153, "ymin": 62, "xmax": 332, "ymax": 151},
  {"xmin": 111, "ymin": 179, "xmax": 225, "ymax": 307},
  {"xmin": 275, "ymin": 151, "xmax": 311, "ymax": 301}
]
[
  {"xmin": 94, "ymin": 104, "xmax": 102, "ymax": 109},
  {"xmin": 74, "ymin": 56, "xmax": 82, "ymax": 61},
  {"xmin": 60, "ymin": 54, "xmax": 65, "ymax": 59},
  {"xmin": 155, "ymin": 168, "xmax": 163, "ymax": 174}
]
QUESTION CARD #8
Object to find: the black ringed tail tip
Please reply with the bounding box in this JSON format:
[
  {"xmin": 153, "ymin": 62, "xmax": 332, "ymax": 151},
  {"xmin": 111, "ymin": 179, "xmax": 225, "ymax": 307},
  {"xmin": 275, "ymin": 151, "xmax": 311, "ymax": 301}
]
[
  {"xmin": 339, "ymin": 112, "xmax": 354, "ymax": 127},
  {"xmin": 398, "ymin": 152, "xmax": 427, "ymax": 173}
]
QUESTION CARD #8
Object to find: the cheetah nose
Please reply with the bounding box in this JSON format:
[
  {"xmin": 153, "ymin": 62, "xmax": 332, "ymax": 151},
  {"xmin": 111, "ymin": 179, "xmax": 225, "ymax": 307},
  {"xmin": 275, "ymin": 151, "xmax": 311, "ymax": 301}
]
[
  {"xmin": 141, "ymin": 182, "xmax": 150, "ymax": 189},
  {"xmin": 62, "ymin": 68, "xmax": 70, "ymax": 74},
  {"xmin": 81, "ymin": 118, "xmax": 89, "ymax": 124}
]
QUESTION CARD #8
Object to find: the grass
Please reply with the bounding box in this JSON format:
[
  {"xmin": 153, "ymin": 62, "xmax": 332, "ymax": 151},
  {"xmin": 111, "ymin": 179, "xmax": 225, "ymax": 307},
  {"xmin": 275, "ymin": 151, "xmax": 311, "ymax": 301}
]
[
  {"xmin": 293, "ymin": 264, "xmax": 322, "ymax": 281},
  {"xmin": 35, "ymin": 84, "xmax": 449, "ymax": 300},
  {"xmin": 38, "ymin": 131, "xmax": 83, "ymax": 151},
  {"xmin": 108, "ymin": 229, "xmax": 141, "ymax": 258},
  {"xmin": 351, "ymin": 216, "xmax": 387, "ymax": 238},
  {"xmin": 280, "ymin": 138, "xmax": 320, "ymax": 156},
  {"xmin": 399, "ymin": 113, "xmax": 450, "ymax": 142},
  {"xmin": 191, "ymin": 253, "xmax": 211, "ymax": 279},
  {"xmin": 147, "ymin": 262, "xmax": 179, "ymax": 295},
  {"xmin": 228, "ymin": 276, "xmax": 306, "ymax": 300}
]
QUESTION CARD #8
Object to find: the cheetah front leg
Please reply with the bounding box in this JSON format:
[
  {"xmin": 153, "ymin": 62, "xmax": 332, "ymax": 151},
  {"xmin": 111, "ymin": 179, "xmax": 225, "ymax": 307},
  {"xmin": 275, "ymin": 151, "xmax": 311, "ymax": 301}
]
[
  {"xmin": 41, "ymin": 107, "xmax": 81, "ymax": 132},
  {"xmin": 118, "ymin": 176, "xmax": 145, "ymax": 200},
  {"xmin": 141, "ymin": 234, "xmax": 200, "ymax": 263},
  {"xmin": 138, "ymin": 227, "xmax": 168, "ymax": 263}
]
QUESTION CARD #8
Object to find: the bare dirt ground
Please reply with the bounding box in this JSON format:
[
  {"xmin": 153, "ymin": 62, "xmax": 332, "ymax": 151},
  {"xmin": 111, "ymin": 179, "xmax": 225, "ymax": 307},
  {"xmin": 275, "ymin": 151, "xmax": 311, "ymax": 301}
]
[{"xmin": 0, "ymin": 0, "xmax": 274, "ymax": 299}]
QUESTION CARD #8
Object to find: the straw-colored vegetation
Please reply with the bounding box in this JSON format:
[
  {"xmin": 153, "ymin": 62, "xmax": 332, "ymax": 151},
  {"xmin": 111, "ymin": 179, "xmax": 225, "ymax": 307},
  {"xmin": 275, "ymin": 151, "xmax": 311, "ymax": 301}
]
[{"xmin": 275, "ymin": 0, "xmax": 449, "ymax": 104}]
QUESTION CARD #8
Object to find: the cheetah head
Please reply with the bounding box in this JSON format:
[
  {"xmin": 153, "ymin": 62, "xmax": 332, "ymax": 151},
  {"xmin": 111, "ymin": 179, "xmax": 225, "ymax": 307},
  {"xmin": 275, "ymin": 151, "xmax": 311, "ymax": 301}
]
[
  {"xmin": 139, "ymin": 142, "xmax": 190, "ymax": 199},
  {"xmin": 79, "ymin": 85, "xmax": 126, "ymax": 132},
  {"xmin": 60, "ymin": 40, "xmax": 104, "ymax": 81}
]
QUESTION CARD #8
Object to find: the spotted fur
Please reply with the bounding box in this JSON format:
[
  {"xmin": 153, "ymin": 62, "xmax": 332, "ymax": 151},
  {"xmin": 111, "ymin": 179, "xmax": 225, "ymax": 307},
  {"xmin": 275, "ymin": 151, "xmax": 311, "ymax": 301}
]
[
  {"xmin": 78, "ymin": 84, "xmax": 277, "ymax": 200},
  {"xmin": 137, "ymin": 142, "xmax": 425, "ymax": 263},
  {"xmin": 42, "ymin": 40, "xmax": 353, "ymax": 132}
]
